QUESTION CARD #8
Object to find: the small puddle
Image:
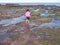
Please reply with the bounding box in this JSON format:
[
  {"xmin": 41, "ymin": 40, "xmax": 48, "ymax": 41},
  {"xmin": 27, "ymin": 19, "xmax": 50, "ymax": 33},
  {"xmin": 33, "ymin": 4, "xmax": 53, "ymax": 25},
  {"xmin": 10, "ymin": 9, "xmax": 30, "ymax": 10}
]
[{"xmin": 40, "ymin": 10, "xmax": 55, "ymax": 16}]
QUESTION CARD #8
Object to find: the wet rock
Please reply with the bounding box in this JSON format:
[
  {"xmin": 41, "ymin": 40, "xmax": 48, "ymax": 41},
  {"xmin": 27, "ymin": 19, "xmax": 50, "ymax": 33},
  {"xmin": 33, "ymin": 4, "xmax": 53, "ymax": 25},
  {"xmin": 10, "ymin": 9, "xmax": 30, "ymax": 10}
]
[
  {"xmin": 33, "ymin": 9, "xmax": 40, "ymax": 12},
  {"xmin": 11, "ymin": 41, "xmax": 21, "ymax": 45},
  {"xmin": 0, "ymin": 30, "xmax": 7, "ymax": 35},
  {"xmin": 30, "ymin": 22, "xmax": 38, "ymax": 28},
  {"xmin": 3, "ymin": 37, "xmax": 12, "ymax": 43}
]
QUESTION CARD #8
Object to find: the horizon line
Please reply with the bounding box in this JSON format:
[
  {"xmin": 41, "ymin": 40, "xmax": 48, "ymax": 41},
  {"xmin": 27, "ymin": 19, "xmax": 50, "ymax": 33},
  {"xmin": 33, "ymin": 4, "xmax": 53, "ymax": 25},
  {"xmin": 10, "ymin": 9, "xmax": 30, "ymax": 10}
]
[{"xmin": 0, "ymin": 2, "xmax": 60, "ymax": 4}]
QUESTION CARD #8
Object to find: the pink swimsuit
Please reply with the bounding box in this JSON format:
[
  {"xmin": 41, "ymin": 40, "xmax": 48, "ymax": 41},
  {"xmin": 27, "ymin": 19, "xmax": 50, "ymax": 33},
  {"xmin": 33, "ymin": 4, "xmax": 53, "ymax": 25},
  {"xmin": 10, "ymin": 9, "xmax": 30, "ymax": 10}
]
[{"xmin": 25, "ymin": 11, "xmax": 30, "ymax": 17}]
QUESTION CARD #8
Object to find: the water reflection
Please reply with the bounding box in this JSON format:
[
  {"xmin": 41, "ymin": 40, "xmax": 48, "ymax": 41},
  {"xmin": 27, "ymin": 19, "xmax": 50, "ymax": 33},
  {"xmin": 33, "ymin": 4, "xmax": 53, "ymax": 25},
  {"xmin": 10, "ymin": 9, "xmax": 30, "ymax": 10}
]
[
  {"xmin": 0, "ymin": 32, "xmax": 11, "ymax": 41},
  {"xmin": 40, "ymin": 19, "xmax": 60, "ymax": 28},
  {"xmin": 0, "ymin": 16, "xmax": 26, "ymax": 26},
  {"xmin": 0, "ymin": 21, "xmax": 31, "ymax": 42}
]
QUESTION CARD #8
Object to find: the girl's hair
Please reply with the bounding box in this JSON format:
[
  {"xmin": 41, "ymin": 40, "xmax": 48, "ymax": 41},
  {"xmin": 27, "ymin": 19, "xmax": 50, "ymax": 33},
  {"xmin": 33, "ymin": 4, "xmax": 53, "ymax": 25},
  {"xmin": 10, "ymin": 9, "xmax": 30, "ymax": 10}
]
[{"xmin": 26, "ymin": 9, "xmax": 30, "ymax": 12}]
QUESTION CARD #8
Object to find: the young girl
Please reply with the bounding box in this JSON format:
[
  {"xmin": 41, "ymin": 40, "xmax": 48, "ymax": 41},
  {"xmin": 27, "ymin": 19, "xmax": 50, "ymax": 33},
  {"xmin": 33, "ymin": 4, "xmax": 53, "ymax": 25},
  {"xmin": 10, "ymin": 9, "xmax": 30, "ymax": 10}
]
[{"xmin": 25, "ymin": 9, "xmax": 31, "ymax": 23}]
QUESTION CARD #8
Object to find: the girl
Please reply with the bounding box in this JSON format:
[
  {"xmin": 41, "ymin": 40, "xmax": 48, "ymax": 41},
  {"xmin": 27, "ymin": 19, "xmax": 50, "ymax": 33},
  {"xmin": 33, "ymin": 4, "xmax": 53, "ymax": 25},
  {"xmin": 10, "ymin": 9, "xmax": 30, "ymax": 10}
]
[{"xmin": 25, "ymin": 9, "xmax": 31, "ymax": 23}]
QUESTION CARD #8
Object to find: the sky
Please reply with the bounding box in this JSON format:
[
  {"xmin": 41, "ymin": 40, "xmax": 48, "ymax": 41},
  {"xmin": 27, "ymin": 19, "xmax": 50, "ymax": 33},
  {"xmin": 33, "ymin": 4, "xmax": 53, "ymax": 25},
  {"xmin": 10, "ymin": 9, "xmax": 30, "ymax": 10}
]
[{"xmin": 0, "ymin": 0, "xmax": 60, "ymax": 3}]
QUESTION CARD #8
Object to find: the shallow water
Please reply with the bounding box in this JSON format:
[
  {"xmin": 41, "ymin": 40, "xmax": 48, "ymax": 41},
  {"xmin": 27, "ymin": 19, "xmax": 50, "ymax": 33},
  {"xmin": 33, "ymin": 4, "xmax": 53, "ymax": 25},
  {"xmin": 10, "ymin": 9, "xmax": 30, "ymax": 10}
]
[
  {"xmin": 0, "ymin": 19, "xmax": 60, "ymax": 41},
  {"xmin": 0, "ymin": 32, "xmax": 11, "ymax": 41},
  {"xmin": 31, "ymin": 18, "xmax": 60, "ymax": 30},
  {"xmin": 40, "ymin": 10, "xmax": 55, "ymax": 16},
  {"xmin": 0, "ymin": 16, "xmax": 26, "ymax": 26},
  {"xmin": 0, "ymin": 16, "xmax": 26, "ymax": 41},
  {"xmin": 39, "ymin": 19, "xmax": 60, "ymax": 28},
  {"xmin": 0, "ymin": 15, "xmax": 60, "ymax": 41}
]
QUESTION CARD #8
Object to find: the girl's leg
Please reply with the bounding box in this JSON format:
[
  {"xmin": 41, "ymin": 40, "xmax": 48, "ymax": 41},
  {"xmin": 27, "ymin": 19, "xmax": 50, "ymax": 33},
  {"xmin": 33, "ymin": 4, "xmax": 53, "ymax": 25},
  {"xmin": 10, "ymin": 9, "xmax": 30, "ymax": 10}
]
[
  {"xmin": 26, "ymin": 17, "xmax": 30, "ymax": 23},
  {"xmin": 27, "ymin": 19, "xmax": 29, "ymax": 23},
  {"xmin": 27, "ymin": 17, "xmax": 30, "ymax": 23},
  {"xmin": 26, "ymin": 19, "xmax": 29, "ymax": 23}
]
